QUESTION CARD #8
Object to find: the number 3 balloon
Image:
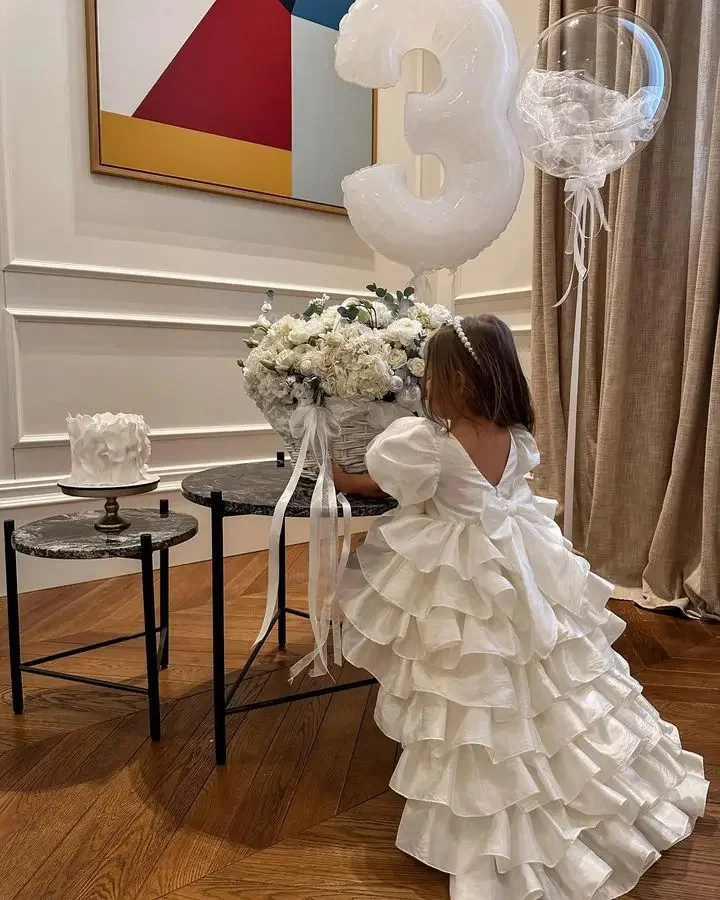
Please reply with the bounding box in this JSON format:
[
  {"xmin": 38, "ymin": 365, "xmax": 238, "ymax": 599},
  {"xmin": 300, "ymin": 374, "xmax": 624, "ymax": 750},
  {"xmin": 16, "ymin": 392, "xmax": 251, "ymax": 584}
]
[{"xmin": 335, "ymin": 0, "xmax": 524, "ymax": 281}]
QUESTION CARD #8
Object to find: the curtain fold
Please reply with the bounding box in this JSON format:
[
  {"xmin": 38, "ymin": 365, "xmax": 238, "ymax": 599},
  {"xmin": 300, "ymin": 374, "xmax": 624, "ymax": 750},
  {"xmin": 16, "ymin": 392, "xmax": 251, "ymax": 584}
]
[{"xmin": 532, "ymin": 0, "xmax": 720, "ymax": 615}]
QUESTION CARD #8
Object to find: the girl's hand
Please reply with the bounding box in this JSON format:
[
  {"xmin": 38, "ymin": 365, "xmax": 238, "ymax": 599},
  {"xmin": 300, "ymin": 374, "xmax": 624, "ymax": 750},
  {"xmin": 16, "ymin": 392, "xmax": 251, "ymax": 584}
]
[
  {"xmin": 331, "ymin": 460, "xmax": 386, "ymax": 497},
  {"xmin": 331, "ymin": 460, "xmax": 352, "ymax": 493}
]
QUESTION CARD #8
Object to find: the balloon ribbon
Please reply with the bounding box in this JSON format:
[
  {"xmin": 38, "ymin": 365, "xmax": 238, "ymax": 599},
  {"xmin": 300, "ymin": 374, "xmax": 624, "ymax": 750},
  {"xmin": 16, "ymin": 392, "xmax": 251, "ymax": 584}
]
[
  {"xmin": 253, "ymin": 403, "xmax": 352, "ymax": 680},
  {"xmin": 555, "ymin": 175, "xmax": 610, "ymax": 542}
]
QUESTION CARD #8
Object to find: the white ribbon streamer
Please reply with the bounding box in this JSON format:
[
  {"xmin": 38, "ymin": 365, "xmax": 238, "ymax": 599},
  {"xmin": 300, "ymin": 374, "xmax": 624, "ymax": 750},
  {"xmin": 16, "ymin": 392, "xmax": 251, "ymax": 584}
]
[
  {"xmin": 254, "ymin": 402, "xmax": 352, "ymax": 681},
  {"xmin": 555, "ymin": 175, "xmax": 609, "ymax": 309},
  {"xmin": 555, "ymin": 175, "xmax": 610, "ymax": 542}
]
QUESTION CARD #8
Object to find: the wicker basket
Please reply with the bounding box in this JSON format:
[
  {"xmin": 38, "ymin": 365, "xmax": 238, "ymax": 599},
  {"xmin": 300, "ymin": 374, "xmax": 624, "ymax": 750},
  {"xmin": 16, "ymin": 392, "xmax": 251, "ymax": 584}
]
[
  {"xmin": 263, "ymin": 400, "xmax": 414, "ymax": 479},
  {"xmin": 285, "ymin": 418, "xmax": 383, "ymax": 476}
]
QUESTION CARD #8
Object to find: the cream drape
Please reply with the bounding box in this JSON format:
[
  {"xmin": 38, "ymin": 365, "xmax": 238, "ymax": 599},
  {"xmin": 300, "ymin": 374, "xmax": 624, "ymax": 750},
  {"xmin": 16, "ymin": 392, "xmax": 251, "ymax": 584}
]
[{"xmin": 532, "ymin": 1, "xmax": 720, "ymax": 615}]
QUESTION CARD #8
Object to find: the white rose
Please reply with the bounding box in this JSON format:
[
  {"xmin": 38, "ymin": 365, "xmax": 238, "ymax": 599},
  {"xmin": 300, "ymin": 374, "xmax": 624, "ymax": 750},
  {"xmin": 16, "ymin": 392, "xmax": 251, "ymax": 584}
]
[
  {"xmin": 322, "ymin": 331, "xmax": 345, "ymax": 349},
  {"xmin": 408, "ymin": 357, "xmax": 425, "ymax": 377},
  {"xmin": 293, "ymin": 343, "xmax": 312, "ymax": 362},
  {"xmin": 305, "ymin": 317, "xmax": 326, "ymax": 338},
  {"xmin": 388, "ymin": 348, "xmax": 407, "ymax": 369},
  {"xmin": 270, "ymin": 316, "xmax": 297, "ymax": 340},
  {"xmin": 275, "ymin": 350, "xmax": 296, "ymax": 371},
  {"xmin": 288, "ymin": 324, "xmax": 311, "ymax": 346},
  {"xmin": 298, "ymin": 358, "xmax": 315, "ymax": 377}
]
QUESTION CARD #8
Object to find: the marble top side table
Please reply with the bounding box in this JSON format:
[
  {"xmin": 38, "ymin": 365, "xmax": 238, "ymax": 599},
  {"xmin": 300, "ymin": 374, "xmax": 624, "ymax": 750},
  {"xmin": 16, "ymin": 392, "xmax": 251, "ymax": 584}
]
[
  {"xmin": 3, "ymin": 500, "xmax": 198, "ymax": 741},
  {"xmin": 182, "ymin": 455, "xmax": 397, "ymax": 765}
]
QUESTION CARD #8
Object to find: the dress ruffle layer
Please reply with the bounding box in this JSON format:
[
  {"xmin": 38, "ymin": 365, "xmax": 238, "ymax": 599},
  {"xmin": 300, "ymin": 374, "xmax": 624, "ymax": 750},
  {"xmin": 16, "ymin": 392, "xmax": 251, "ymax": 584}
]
[{"xmin": 340, "ymin": 508, "xmax": 708, "ymax": 900}]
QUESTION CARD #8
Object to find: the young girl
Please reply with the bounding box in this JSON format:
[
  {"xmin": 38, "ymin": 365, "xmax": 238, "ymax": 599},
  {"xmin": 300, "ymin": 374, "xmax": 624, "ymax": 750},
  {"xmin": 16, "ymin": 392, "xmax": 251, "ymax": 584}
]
[{"xmin": 333, "ymin": 315, "xmax": 707, "ymax": 900}]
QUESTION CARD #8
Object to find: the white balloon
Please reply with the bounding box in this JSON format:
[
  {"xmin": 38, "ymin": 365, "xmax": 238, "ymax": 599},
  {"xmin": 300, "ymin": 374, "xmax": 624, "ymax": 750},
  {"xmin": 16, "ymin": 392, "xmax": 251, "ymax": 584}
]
[{"xmin": 336, "ymin": 0, "xmax": 524, "ymax": 277}]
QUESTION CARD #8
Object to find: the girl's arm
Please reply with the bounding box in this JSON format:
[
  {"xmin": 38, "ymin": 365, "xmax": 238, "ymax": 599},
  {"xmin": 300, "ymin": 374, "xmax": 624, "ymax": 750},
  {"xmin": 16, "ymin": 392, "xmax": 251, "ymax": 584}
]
[{"xmin": 332, "ymin": 460, "xmax": 386, "ymax": 497}]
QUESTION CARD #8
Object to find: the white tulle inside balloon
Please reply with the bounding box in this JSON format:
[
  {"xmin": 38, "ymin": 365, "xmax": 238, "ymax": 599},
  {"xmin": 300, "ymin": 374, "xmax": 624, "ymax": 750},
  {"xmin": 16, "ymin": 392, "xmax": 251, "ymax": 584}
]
[{"xmin": 514, "ymin": 70, "xmax": 659, "ymax": 181}]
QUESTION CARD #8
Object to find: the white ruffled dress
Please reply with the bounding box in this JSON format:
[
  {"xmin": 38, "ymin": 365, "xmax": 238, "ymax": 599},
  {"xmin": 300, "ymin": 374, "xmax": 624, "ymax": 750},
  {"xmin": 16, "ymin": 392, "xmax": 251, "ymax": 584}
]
[{"xmin": 338, "ymin": 417, "xmax": 708, "ymax": 900}]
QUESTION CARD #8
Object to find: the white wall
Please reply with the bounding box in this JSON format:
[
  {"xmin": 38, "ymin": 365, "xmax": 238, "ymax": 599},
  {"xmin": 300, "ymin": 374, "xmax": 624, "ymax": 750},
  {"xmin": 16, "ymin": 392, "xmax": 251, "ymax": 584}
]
[{"xmin": 0, "ymin": 0, "xmax": 537, "ymax": 594}]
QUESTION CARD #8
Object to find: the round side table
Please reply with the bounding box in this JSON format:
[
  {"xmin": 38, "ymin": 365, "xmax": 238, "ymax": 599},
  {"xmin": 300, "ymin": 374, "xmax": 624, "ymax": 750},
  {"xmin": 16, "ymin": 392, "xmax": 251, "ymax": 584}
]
[
  {"xmin": 3, "ymin": 499, "xmax": 198, "ymax": 741},
  {"xmin": 182, "ymin": 455, "xmax": 397, "ymax": 765}
]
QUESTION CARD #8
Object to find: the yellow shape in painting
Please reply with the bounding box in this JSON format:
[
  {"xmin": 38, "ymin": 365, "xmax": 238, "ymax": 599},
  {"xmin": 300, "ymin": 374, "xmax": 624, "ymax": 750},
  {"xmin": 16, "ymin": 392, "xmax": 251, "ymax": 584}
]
[{"xmin": 100, "ymin": 112, "xmax": 292, "ymax": 196}]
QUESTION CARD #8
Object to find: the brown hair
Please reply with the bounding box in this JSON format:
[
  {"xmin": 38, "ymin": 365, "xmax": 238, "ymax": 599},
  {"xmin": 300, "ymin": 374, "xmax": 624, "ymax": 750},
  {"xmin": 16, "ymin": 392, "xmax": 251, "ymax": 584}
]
[{"xmin": 422, "ymin": 314, "xmax": 535, "ymax": 433}]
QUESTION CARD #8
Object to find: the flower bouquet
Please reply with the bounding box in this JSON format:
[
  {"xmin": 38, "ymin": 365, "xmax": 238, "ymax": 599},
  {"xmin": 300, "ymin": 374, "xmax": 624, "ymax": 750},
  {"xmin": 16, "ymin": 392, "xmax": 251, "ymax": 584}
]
[
  {"xmin": 239, "ymin": 285, "xmax": 452, "ymax": 681},
  {"xmin": 239, "ymin": 285, "xmax": 451, "ymax": 475}
]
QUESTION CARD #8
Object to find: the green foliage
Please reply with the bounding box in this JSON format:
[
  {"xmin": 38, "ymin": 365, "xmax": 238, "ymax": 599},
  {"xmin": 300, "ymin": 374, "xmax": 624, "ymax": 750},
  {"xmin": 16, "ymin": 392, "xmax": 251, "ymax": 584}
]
[
  {"xmin": 302, "ymin": 297, "xmax": 326, "ymax": 320},
  {"xmin": 365, "ymin": 283, "xmax": 416, "ymax": 314}
]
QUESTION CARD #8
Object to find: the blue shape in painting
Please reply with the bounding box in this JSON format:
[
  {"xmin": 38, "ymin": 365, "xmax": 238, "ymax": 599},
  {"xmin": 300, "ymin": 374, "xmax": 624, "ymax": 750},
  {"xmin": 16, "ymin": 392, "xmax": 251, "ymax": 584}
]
[{"xmin": 292, "ymin": 0, "xmax": 353, "ymax": 31}]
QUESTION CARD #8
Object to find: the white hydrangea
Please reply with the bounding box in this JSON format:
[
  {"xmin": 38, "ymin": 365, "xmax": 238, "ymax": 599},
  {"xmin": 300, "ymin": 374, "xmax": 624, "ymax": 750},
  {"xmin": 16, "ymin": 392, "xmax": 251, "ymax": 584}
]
[
  {"xmin": 372, "ymin": 302, "xmax": 393, "ymax": 328},
  {"xmin": 320, "ymin": 307, "xmax": 341, "ymax": 327},
  {"xmin": 385, "ymin": 317, "xmax": 423, "ymax": 347},
  {"xmin": 410, "ymin": 302, "xmax": 453, "ymax": 331}
]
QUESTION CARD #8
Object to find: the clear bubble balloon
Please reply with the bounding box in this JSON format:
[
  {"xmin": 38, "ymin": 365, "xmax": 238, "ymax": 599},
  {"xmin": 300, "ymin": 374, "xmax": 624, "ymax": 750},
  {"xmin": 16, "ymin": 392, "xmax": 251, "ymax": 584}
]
[{"xmin": 510, "ymin": 7, "xmax": 671, "ymax": 182}]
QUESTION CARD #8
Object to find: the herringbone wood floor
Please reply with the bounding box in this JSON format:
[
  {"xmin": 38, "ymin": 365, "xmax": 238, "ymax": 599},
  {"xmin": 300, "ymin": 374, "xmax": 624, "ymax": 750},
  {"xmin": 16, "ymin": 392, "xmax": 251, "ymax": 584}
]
[{"xmin": 0, "ymin": 544, "xmax": 718, "ymax": 899}]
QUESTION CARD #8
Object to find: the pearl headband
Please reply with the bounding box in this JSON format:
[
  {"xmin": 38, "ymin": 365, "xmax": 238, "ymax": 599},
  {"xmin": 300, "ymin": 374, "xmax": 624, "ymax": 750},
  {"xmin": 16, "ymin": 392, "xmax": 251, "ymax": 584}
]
[{"xmin": 452, "ymin": 316, "xmax": 481, "ymax": 365}]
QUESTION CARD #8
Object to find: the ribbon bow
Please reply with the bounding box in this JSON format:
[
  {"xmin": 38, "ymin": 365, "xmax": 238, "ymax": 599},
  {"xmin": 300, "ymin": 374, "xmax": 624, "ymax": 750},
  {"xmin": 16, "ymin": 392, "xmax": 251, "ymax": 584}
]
[
  {"xmin": 481, "ymin": 490, "xmax": 544, "ymax": 542},
  {"xmin": 556, "ymin": 174, "xmax": 610, "ymax": 308},
  {"xmin": 254, "ymin": 402, "xmax": 353, "ymax": 681}
]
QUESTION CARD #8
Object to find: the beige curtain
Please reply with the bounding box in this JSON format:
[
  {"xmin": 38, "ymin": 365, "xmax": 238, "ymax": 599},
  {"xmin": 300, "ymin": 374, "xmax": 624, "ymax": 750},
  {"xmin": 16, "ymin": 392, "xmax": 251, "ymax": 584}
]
[{"xmin": 533, "ymin": 1, "xmax": 720, "ymax": 615}]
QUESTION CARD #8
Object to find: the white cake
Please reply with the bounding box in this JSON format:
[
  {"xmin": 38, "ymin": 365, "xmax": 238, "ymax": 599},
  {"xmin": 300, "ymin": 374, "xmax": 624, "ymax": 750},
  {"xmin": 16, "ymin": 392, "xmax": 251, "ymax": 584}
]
[{"xmin": 66, "ymin": 413, "xmax": 151, "ymax": 486}]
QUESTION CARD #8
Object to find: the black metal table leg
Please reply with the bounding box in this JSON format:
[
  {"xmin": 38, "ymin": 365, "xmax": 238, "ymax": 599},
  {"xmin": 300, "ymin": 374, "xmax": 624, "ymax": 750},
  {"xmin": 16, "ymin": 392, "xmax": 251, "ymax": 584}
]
[
  {"xmin": 141, "ymin": 534, "xmax": 161, "ymax": 741},
  {"xmin": 277, "ymin": 519, "xmax": 287, "ymax": 651},
  {"xmin": 211, "ymin": 491, "xmax": 227, "ymax": 766},
  {"xmin": 3, "ymin": 521, "xmax": 23, "ymax": 714},
  {"xmin": 158, "ymin": 500, "xmax": 170, "ymax": 670}
]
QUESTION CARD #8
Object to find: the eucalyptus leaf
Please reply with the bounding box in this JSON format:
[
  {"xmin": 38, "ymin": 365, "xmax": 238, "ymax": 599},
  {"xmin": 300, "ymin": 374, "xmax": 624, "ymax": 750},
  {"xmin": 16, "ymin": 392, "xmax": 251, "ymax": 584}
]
[
  {"xmin": 404, "ymin": 286, "xmax": 415, "ymax": 297},
  {"xmin": 302, "ymin": 297, "xmax": 325, "ymax": 320}
]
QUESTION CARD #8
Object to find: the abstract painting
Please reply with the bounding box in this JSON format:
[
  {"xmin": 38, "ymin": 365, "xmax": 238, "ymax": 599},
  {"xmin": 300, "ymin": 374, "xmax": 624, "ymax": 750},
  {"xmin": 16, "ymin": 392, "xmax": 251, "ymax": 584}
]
[{"xmin": 85, "ymin": 0, "xmax": 376, "ymax": 213}]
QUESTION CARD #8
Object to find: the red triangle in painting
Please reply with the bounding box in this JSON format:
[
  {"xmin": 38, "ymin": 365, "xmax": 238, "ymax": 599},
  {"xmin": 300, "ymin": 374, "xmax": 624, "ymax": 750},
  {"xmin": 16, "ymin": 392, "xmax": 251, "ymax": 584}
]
[{"xmin": 133, "ymin": 0, "xmax": 291, "ymax": 151}]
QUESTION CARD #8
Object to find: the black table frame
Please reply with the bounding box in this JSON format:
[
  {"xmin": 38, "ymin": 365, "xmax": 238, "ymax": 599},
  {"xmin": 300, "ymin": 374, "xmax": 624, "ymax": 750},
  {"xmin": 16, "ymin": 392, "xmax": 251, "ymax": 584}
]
[
  {"xmin": 207, "ymin": 476, "xmax": 376, "ymax": 766},
  {"xmin": 3, "ymin": 499, "xmax": 176, "ymax": 742}
]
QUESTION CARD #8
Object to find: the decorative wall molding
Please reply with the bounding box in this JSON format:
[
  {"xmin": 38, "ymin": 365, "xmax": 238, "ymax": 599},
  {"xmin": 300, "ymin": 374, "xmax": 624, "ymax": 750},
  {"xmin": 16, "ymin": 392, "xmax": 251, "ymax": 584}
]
[
  {"xmin": 455, "ymin": 287, "xmax": 532, "ymax": 336},
  {"xmin": 1, "ymin": 306, "xmax": 23, "ymax": 449},
  {"xmin": 15, "ymin": 422, "xmax": 273, "ymax": 450},
  {"xmin": 6, "ymin": 307, "xmax": 256, "ymax": 332},
  {"xmin": 455, "ymin": 285, "xmax": 532, "ymax": 308},
  {"xmin": 3, "ymin": 304, "xmax": 272, "ymax": 455},
  {"xmin": 5, "ymin": 258, "xmax": 372, "ymax": 301}
]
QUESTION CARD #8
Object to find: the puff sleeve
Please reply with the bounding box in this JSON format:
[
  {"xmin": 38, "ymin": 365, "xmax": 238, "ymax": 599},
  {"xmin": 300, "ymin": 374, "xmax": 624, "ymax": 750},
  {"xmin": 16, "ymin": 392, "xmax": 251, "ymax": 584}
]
[{"xmin": 365, "ymin": 417, "xmax": 441, "ymax": 506}]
